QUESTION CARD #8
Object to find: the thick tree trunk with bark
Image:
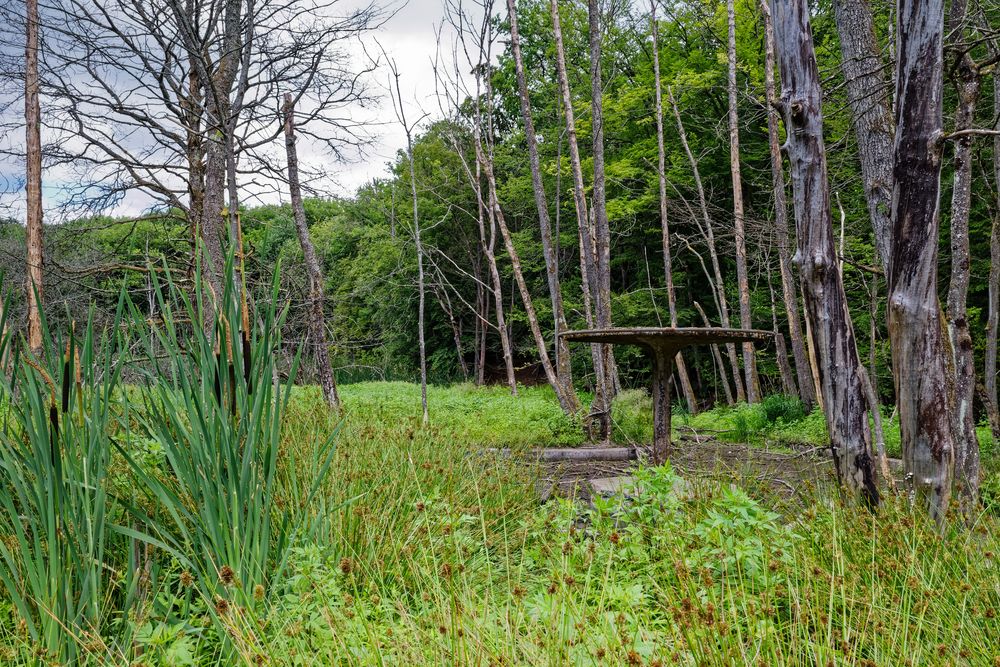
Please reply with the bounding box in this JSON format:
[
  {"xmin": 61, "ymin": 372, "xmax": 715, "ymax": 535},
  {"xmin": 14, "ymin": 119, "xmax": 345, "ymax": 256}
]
[
  {"xmin": 25, "ymin": 0, "xmax": 43, "ymax": 353},
  {"xmin": 668, "ymin": 87, "xmax": 746, "ymax": 402},
  {"xmin": 199, "ymin": 0, "xmax": 242, "ymax": 306},
  {"xmin": 760, "ymin": 0, "xmax": 814, "ymax": 408},
  {"xmin": 726, "ymin": 0, "xmax": 759, "ymax": 402},
  {"xmin": 550, "ymin": 0, "xmax": 609, "ymax": 437},
  {"xmin": 650, "ymin": 1, "xmax": 697, "ymax": 414},
  {"xmin": 772, "ymin": 0, "xmax": 879, "ymax": 506},
  {"xmin": 831, "ymin": 0, "xmax": 895, "ymax": 272},
  {"xmin": 888, "ymin": 0, "xmax": 955, "ymax": 522},
  {"xmin": 506, "ymin": 0, "xmax": 577, "ymax": 413},
  {"xmin": 945, "ymin": 0, "xmax": 981, "ymax": 505},
  {"xmin": 283, "ymin": 94, "xmax": 340, "ymax": 411}
]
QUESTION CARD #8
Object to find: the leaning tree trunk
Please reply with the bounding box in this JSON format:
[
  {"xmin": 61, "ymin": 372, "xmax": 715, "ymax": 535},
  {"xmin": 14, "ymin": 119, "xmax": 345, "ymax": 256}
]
[
  {"xmin": 650, "ymin": 0, "xmax": 697, "ymax": 414},
  {"xmin": 668, "ymin": 87, "xmax": 746, "ymax": 402},
  {"xmin": 726, "ymin": 0, "xmax": 759, "ymax": 403},
  {"xmin": 888, "ymin": 0, "xmax": 955, "ymax": 522},
  {"xmin": 587, "ymin": 0, "xmax": 616, "ymax": 435},
  {"xmin": 479, "ymin": 146, "xmax": 578, "ymax": 415},
  {"xmin": 944, "ymin": 0, "xmax": 981, "ymax": 506},
  {"xmin": 760, "ymin": 0, "xmax": 814, "ymax": 408},
  {"xmin": 506, "ymin": 0, "xmax": 577, "ymax": 414},
  {"xmin": 24, "ymin": 0, "xmax": 43, "ymax": 353},
  {"xmin": 772, "ymin": 0, "xmax": 879, "ymax": 507},
  {"xmin": 283, "ymin": 94, "xmax": 340, "ymax": 411},
  {"xmin": 550, "ymin": 0, "xmax": 609, "ymax": 438},
  {"xmin": 768, "ymin": 270, "xmax": 798, "ymax": 397},
  {"xmin": 831, "ymin": 0, "xmax": 895, "ymax": 273}
]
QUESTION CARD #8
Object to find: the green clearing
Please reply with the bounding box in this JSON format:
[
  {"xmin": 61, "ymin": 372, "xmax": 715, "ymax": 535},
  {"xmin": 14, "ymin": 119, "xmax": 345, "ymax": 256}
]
[{"xmin": 4, "ymin": 376, "xmax": 997, "ymax": 665}]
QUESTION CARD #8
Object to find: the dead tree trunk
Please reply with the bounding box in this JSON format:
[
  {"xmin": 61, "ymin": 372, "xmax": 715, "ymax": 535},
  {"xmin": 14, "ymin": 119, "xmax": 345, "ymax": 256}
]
[
  {"xmin": 831, "ymin": 0, "xmax": 895, "ymax": 272},
  {"xmin": 668, "ymin": 86, "xmax": 746, "ymax": 402},
  {"xmin": 479, "ymin": 159, "xmax": 518, "ymax": 397},
  {"xmin": 888, "ymin": 0, "xmax": 955, "ymax": 521},
  {"xmin": 283, "ymin": 94, "xmax": 340, "ymax": 411},
  {"xmin": 695, "ymin": 301, "xmax": 735, "ymax": 405},
  {"xmin": 650, "ymin": 0, "xmax": 697, "ymax": 414},
  {"xmin": 550, "ymin": 0, "xmax": 609, "ymax": 437},
  {"xmin": 944, "ymin": 0, "xmax": 981, "ymax": 505},
  {"xmin": 478, "ymin": 146, "xmax": 578, "ymax": 415},
  {"xmin": 988, "ymin": 74, "xmax": 1000, "ymax": 444},
  {"xmin": 506, "ymin": 0, "xmax": 577, "ymax": 413},
  {"xmin": 760, "ymin": 0, "xmax": 814, "ymax": 407},
  {"xmin": 772, "ymin": 0, "xmax": 879, "ymax": 506},
  {"xmin": 768, "ymin": 269, "xmax": 797, "ymax": 397},
  {"xmin": 587, "ymin": 0, "xmax": 616, "ymax": 436},
  {"xmin": 726, "ymin": 0, "xmax": 759, "ymax": 402},
  {"xmin": 200, "ymin": 0, "xmax": 242, "ymax": 305},
  {"xmin": 25, "ymin": 0, "xmax": 43, "ymax": 353},
  {"xmin": 390, "ymin": 65, "xmax": 430, "ymax": 424}
]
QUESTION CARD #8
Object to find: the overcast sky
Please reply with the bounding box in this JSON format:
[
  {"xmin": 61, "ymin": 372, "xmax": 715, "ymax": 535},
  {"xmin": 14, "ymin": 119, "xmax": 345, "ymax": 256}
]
[{"xmin": 0, "ymin": 0, "xmax": 462, "ymax": 221}]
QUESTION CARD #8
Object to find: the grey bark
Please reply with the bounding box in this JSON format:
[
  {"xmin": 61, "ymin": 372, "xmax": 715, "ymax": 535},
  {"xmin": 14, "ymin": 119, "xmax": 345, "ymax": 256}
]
[
  {"xmin": 726, "ymin": 0, "xmax": 759, "ymax": 402},
  {"xmin": 888, "ymin": 0, "xmax": 954, "ymax": 522},
  {"xmin": 944, "ymin": 0, "xmax": 981, "ymax": 505},
  {"xmin": 831, "ymin": 0, "xmax": 895, "ymax": 272},
  {"xmin": 760, "ymin": 0, "xmax": 814, "ymax": 408},
  {"xmin": 772, "ymin": 0, "xmax": 879, "ymax": 506},
  {"xmin": 283, "ymin": 94, "xmax": 340, "ymax": 411},
  {"xmin": 505, "ymin": 0, "xmax": 577, "ymax": 413}
]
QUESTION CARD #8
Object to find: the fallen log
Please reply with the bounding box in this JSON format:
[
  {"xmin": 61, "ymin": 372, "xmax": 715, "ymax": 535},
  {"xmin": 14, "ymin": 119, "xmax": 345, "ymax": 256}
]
[{"xmin": 485, "ymin": 446, "xmax": 640, "ymax": 462}]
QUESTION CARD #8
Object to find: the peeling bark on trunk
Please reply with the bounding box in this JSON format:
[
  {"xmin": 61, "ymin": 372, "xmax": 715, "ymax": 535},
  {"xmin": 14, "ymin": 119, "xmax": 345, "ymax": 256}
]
[
  {"xmin": 726, "ymin": 0, "xmax": 759, "ymax": 403},
  {"xmin": 831, "ymin": 0, "xmax": 895, "ymax": 272},
  {"xmin": 760, "ymin": 0, "xmax": 814, "ymax": 408},
  {"xmin": 772, "ymin": 0, "xmax": 879, "ymax": 507},
  {"xmin": 25, "ymin": 0, "xmax": 43, "ymax": 354},
  {"xmin": 944, "ymin": 0, "xmax": 981, "ymax": 505},
  {"xmin": 889, "ymin": 0, "xmax": 955, "ymax": 522},
  {"xmin": 283, "ymin": 94, "xmax": 340, "ymax": 411},
  {"xmin": 506, "ymin": 0, "xmax": 578, "ymax": 414},
  {"xmin": 668, "ymin": 87, "xmax": 746, "ymax": 403},
  {"xmin": 650, "ymin": 1, "xmax": 697, "ymax": 414},
  {"xmin": 550, "ymin": 0, "xmax": 608, "ymax": 437}
]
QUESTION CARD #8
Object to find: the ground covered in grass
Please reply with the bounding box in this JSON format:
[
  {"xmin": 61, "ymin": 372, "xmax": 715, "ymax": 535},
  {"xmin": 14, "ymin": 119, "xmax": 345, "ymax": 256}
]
[{"xmin": 3, "ymin": 381, "xmax": 999, "ymax": 665}]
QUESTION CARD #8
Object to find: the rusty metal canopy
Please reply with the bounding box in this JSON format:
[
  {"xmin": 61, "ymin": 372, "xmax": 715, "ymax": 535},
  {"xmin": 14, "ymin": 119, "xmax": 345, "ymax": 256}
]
[{"xmin": 560, "ymin": 327, "xmax": 773, "ymax": 349}]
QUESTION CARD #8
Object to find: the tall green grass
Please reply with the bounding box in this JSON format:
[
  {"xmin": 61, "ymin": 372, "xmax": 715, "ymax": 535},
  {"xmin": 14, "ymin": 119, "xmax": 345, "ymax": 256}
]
[{"xmin": 0, "ymin": 299, "xmax": 131, "ymax": 663}]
